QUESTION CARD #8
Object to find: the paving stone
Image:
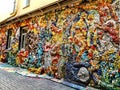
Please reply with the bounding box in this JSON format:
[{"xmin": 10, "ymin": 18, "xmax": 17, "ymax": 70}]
[{"xmin": 0, "ymin": 69, "xmax": 76, "ymax": 90}]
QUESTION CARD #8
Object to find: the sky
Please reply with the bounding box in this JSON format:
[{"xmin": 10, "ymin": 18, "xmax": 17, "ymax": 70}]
[{"xmin": 0, "ymin": 0, "xmax": 14, "ymax": 21}]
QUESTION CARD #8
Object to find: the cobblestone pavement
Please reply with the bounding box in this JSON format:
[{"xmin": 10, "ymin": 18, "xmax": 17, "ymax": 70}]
[{"xmin": 0, "ymin": 69, "xmax": 76, "ymax": 90}]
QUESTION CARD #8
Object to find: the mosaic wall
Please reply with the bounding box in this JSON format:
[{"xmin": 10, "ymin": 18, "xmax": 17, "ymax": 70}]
[{"xmin": 0, "ymin": 0, "xmax": 120, "ymax": 89}]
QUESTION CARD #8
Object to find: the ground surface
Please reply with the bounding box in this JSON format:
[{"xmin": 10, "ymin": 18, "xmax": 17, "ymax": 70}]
[{"xmin": 0, "ymin": 69, "xmax": 76, "ymax": 90}]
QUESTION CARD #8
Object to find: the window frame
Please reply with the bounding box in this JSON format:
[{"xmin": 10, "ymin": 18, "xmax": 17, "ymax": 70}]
[
  {"xmin": 23, "ymin": 0, "xmax": 30, "ymax": 9},
  {"xmin": 19, "ymin": 27, "xmax": 27, "ymax": 50},
  {"xmin": 10, "ymin": 0, "xmax": 16, "ymax": 15},
  {"xmin": 6, "ymin": 29, "xmax": 12, "ymax": 49}
]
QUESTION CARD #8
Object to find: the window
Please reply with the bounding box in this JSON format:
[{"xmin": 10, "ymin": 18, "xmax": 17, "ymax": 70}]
[
  {"xmin": 23, "ymin": 0, "xmax": 30, "ymax": 8},
  {"xmin": 10, "ymin": 0, "xmax": 16, "ymax": 14},
  {"xmin": 6, "ymin": 30, "xmax": 12, "ymax": 49},
  {"xmin": 19, "ymin": 27, "xmax": 27, "ymax": 50}
]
